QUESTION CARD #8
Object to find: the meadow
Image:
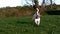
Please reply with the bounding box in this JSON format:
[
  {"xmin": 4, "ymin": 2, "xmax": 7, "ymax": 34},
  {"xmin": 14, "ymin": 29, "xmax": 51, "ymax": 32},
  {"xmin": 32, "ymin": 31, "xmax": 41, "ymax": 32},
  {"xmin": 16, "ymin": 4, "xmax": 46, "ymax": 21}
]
[{"xmin": 0, "ymin": 15, "xmax": 60, "ymax": 34}]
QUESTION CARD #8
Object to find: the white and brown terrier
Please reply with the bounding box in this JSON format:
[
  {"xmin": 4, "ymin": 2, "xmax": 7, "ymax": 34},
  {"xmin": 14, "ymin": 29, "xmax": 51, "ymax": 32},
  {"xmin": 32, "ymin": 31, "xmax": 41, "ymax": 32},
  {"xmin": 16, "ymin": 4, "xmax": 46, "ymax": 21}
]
[{"xmin": 33, "ymin": 8, "xmax": 40, "ymax": 26}]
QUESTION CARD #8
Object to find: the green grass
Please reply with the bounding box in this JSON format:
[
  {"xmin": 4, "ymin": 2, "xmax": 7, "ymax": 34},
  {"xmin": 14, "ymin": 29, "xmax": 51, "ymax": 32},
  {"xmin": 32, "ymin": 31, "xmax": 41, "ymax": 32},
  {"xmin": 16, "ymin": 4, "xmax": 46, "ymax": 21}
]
[{"xmin": 0, "ymin": 15, "xmax": 60, "ymax": 34}]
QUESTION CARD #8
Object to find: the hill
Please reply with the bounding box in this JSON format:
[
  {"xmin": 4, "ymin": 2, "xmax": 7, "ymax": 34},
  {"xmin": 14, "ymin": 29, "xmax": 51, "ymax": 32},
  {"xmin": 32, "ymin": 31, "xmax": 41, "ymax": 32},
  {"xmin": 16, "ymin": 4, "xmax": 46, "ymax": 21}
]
[
  {"xmin": 0, "ymin": 5, "xmax": 60, "ymax": 17},
  {"xmin": 0, "ymin": 6, "xmax": 34, "ymax": 17}
]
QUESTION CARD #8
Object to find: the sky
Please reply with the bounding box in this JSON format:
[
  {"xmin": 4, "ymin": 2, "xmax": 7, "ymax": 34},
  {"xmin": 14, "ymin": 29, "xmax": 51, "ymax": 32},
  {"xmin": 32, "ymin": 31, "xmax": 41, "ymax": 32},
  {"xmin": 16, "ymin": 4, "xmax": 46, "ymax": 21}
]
[{"xmin": 0, "ymin": 0, "xmax": 60, "ymax": 8}]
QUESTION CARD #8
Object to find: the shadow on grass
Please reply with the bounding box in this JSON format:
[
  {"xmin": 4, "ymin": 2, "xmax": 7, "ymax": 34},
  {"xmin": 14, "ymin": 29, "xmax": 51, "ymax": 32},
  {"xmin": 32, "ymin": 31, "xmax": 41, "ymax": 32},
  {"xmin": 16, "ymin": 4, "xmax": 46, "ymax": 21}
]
[
  {"xmin": 16, "ymin": 20, "xmax": 34, "ymax": 25},
  {"xmin": 16, "ymin": 20, "xmax": 40, "ymax": 27},
  {"xmin": 46, "ymin": 10, "xmax": 60, "ymax": 15},
  {"xmin": 0, "ymin": 29, "xmax": 5, "ymax": 32}
]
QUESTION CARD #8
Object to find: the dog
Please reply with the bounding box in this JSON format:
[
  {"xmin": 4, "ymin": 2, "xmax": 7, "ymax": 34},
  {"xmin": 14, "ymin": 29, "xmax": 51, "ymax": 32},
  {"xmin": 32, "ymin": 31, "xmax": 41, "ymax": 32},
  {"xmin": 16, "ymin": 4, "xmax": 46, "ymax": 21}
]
[{"xmin": 32, "ymin": 8, "xmax": 40, "ymax": 26}]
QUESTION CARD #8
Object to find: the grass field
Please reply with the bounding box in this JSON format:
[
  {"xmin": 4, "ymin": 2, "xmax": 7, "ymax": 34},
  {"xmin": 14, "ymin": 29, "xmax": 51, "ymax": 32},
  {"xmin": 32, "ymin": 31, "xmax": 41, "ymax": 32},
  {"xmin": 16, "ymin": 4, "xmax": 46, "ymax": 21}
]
[{"xmin": 0, "ymin": 15, "xmax": 60, "ymax": 34}]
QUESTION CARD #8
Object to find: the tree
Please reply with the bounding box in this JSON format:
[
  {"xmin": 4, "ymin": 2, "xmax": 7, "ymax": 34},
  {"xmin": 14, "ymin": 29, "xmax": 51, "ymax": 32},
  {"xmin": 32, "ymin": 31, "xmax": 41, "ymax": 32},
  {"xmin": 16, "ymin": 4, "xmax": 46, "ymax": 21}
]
[
  {"xmin": 50, "ymin": 0, "xmax": 53, "ymax": 9},
  {"xmin": 34, "ymin": 0, "xmax": 39, "ymax": 8},
  {"xmin": 25, "ymin": 0, "xmax": 53, "ymax": 13},
  {"xmin": 41, "ymin": 0, "xmax": 45, "ymax": 12},
  {"xmin": 25, "ymin": 0, "xmax": 40, "ymax": 12},
  {"xmin": 34, "ymin": 0, "xmax": 46, "ymax": 13}
]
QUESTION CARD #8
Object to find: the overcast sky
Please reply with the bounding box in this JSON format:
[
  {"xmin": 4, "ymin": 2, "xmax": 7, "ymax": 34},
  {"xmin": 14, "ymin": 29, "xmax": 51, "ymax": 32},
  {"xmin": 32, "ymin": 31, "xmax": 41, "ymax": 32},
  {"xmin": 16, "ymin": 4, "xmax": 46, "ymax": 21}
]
[{"xmin": 0, "ymin": 0, "xmax": 60, "ymax": 8}]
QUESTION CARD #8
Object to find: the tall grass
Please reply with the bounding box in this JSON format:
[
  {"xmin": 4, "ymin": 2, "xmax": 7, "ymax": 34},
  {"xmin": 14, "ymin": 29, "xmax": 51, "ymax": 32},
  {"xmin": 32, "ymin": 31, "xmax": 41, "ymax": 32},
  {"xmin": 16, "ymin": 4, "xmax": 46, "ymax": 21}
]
[{"xmin": 0, "ymin": 15, "xmax": 60, "ymax": 34}]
